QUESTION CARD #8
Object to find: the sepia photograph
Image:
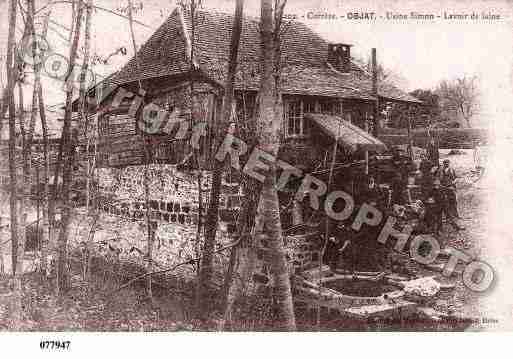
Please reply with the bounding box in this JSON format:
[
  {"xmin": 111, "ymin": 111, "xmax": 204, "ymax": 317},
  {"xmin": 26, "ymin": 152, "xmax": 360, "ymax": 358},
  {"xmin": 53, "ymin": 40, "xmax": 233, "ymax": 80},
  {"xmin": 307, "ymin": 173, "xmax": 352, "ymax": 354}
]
[{"xmin": 0, "ymin": 0, "xmax": 513, "ymax": 353}]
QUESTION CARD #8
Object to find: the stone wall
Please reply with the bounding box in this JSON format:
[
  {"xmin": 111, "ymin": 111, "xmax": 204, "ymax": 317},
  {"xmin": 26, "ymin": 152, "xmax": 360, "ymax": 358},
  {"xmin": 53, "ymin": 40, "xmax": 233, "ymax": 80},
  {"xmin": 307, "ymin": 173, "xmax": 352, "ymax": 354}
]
[{"xmin": 97, "ymin": 164, "xmax": 242, "ymax": 233}]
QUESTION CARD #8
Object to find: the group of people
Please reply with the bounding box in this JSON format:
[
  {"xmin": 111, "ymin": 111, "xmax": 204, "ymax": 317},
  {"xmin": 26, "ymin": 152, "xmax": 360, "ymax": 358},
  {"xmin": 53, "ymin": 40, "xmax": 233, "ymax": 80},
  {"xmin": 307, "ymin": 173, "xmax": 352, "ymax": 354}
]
[
  {"xmin": 322, "ymin": 142, "xmax": 466, "ymax": 274},
  {"xmin": 387, "ymin": 144, "xmax": 464, "ymax": 236},
  {"xmin": 419, "ymin": 155, "xmax": 465, "ymax": 235}
]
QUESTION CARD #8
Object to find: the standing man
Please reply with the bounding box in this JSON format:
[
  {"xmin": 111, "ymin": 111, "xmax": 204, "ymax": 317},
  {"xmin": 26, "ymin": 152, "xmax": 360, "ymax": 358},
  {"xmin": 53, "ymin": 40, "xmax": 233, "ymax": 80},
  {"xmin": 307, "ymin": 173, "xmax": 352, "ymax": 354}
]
[
  {"xmin": 323, "ymin": 232, "xmax": 351, "ymax": 273},
  {"xmin": 473, "ymin": 141, "xmax": 486, "ymax": 175},
  {"xmin": 440, "ymin": 159, "xmax": 460, "ymax": 218},
  {"xmin": 362, "ymin": 176, "xmax": 382, "ymax": 207},
  {"xmin": 440, "ymin": 160, "xmax": 465, "ymax": 233},
  {"xmin": 426, "ymin": 178, "xmax": 464, "ymax": 236},
  {"xmin": 391, "ymin": 171, "xmax": 406, "ymax": 206},
  {"xmin": 419, "ymin": 152, "xmax": 434, "ymax": 200},
  {"xmin": 427, "ymin": 137, "xmax": 439, "ymax": 166},
  {"xmin": 425, "ymin": 179, "xmax": 444, "ymax": 236},
  {"xmin": 419, "ymin": 152, "xmax": 432, "ymax": 177}
]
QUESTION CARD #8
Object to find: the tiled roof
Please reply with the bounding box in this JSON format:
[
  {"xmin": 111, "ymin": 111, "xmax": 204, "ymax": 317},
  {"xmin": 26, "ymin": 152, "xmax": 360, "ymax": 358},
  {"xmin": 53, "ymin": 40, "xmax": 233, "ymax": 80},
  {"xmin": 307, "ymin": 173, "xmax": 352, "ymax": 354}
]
[
  {"xmin": 112, "ymin": 8, "xmax": 419, "ymax": 104},
  {"xmin": 111, "ymin": 8, "xmax": 190, "ymax": 85},
  {"xmin": 226, "ymin": 63, "xmax": 376, "ymax": 100}
]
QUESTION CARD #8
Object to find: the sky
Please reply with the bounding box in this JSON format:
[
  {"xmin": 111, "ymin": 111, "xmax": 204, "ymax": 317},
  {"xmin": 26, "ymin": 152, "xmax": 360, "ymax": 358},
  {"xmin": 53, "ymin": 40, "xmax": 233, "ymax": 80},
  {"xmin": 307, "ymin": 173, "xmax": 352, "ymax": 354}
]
[{"xmin": 0, "ymin": 0, "xmax": 512, "ymax": 130}]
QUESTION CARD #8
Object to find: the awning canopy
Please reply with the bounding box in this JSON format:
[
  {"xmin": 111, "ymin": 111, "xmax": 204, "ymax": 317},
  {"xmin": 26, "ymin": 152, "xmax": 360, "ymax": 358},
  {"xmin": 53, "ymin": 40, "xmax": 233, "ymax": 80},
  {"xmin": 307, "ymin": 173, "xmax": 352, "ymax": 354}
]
[{"xmin": 305, "ymin": 113, "xmax": 387, "ymax": 153}]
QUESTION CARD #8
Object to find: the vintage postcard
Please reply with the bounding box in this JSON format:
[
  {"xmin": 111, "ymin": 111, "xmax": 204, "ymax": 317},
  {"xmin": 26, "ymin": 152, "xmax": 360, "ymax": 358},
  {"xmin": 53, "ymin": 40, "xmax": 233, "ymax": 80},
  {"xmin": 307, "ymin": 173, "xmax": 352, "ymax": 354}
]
[{"xmin": 0, "ymin": 0, "xmax": 513, "ymax": 350}]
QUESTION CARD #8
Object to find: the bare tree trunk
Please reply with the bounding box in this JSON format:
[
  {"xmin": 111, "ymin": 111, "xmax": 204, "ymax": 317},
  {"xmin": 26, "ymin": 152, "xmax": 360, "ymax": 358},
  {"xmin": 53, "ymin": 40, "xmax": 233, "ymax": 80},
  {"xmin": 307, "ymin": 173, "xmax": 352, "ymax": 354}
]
[
  {"xmin": 5, "ymin": 3, "xmax": 17, "ymax": 221},
  {"xmin": 1, "ymin": 88, "xmax": 8, "ymax": 135},
  {"xmin": 85, "ymin": 114, "xmax": 99, "ymax": 283},
  {"xmin": 197, "ymin": 0, "xmax": 244, "ymax": 321},
  {"xmin": 37, "ymin": 8, "xmax": 51, "ymax": 276},
  {"xmin": 37, "ymin": 22, "xmax": 51, "ymax": 277},
  {"xmin": 55, "ymin": 0, "xmax": 85, "ymax": 295},
  {"xmin": 220, "ymin": 89, "xmax": 263, "ymax": 326},
  {"xmin": 253, "ymin": 0, "xmax": 295, "ymax": 331},
  {"xmin": 17, "ymin": 0, "xmax": 39, "ymax": 280},
  {"xmin": 27, "ymin": 13, "xmax": 46, "ymax": 272},
  {"xmin": 15, "ymin": 1, "xmax": 36, "ymax": 319},
  {"xmin": 186, "ymin": 0, "xmax": 201, "ymax": 314},
  {"xmin": 78, "ymin": 0, "xmax": 93, "ymax": 281},
  {"xmin": 0, "ymin": 218, "xmax": 4, "ymax": 274},
  {"xmin": 16, "ymin": 69, "xmax": 32, "ymax": 282},
  {"xmin": 80, "ymin": 0, "xmax": 93, "ymax": 210},
  {"xmin": 195, "ymin": 173, "xmax": 202, "ymax": 275},
  {"xmin": 126, "ymin": 0, "xmax": 153, "ymax": 301},
  {"xmin": 5, "ymin": 0, "xmax": 21, "ymax": 329},
  {"xmin": 221, "ymin": 177, "xmax": 260, "ymax": 329}
]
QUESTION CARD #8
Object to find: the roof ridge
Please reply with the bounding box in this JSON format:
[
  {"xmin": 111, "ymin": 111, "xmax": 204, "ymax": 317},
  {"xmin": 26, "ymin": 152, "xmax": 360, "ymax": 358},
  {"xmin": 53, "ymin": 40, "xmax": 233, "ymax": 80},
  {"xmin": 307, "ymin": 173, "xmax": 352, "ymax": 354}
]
[{"xmin": 177, "ymin": 6, "xmax": 197, "ymax": 69}]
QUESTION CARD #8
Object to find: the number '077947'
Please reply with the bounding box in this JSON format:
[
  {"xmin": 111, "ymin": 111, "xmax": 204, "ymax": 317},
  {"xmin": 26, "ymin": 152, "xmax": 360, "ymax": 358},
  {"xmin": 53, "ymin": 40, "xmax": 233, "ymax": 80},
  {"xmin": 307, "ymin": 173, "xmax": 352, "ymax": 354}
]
[{"xmin": 39, "ymin": 341, "xmax": 71, "ymax": 350}]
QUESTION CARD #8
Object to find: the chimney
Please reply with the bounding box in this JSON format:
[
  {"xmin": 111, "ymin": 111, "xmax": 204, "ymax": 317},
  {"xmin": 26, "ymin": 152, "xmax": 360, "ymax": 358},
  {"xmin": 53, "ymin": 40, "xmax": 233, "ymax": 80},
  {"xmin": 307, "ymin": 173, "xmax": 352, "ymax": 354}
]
[{"xmin": 328, "ymin": 43, "xmax": 352, "ymax": 73}]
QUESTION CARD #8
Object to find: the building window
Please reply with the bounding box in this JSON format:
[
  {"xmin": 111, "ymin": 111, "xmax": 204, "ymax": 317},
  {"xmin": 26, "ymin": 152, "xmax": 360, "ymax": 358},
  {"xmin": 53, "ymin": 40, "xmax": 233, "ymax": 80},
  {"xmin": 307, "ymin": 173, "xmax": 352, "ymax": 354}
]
[
  {"xmin": 319, "ymin": 99, "xmax": 341, "ymax": 115},
  {"xmin": 303, "ymin": 99, "xmax": 316, "ymax": 114},
  {"xmin": 286, "ymin": 100, "xmax": 303, "ymax": 137},
  {"xmin": 284, "ymin": 97, "xmax": 342, "ymax": 138},
  {"xmin": 236, "ymin": 93, "xmax": 256, "ymax": 122},
  {"xmin": 320, "ymin": 100, "xmax": 331, "ymax": 114},
  {"xmin": 98, "ymin": 115, "xmax": 109, "ymax": 137}
]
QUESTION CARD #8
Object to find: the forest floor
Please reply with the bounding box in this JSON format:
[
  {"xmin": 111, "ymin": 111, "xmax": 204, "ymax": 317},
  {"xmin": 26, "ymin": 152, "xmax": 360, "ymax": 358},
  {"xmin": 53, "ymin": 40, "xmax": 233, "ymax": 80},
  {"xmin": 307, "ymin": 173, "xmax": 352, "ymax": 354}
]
[{"xmin": 0, "ymin": 271, "xmax": 207, "ymax": 331}]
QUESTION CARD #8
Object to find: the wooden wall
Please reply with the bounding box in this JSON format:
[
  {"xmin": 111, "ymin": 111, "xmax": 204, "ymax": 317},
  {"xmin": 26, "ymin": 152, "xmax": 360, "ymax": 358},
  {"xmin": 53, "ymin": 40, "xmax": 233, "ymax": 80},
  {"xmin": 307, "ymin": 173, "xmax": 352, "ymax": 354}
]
[{"xmin": 93, "ymin": 81, "xmax": 219, "ymax": 169}]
